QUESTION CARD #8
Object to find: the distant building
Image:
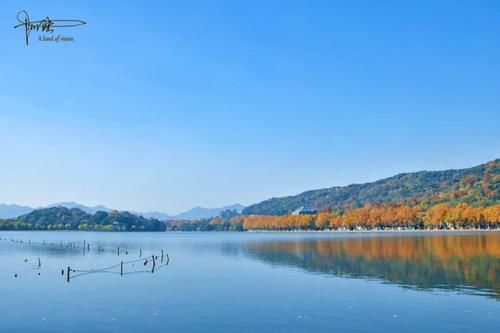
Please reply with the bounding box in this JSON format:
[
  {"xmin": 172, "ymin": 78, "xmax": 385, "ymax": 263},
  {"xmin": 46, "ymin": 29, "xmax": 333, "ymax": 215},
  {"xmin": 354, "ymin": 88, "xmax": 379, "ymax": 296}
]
[
  {"xmin": 291, "ymin": 206, "xmax": 318, "ymax": 215},
  {"xmin": 220, "ymin": 209, "xmax": 239, "ymax": 219},
  {"xmin": 112, "ymin": 221, "xmax": 126, "ymax": 231}
]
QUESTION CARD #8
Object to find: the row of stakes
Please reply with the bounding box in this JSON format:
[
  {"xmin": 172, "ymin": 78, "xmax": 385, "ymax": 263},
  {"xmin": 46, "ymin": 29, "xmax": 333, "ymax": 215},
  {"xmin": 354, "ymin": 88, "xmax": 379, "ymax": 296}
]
[
  {"xmin": 2, "ymin": 238, "xmax": 164, "ymax": 258},
  {"xmin": 2, "ymin": 238, "xmax": 140, "ymax": 253},
  {"xmin": 63, "ymin": 252, "xmax": 169, "ymax": 282},
  {"xmin": 2, "ymin": 238, "xmax": 169, "ymax": 280},
  {"xmin": 66, "ymin": 240, "xmax": 170, "ymax": 282}
]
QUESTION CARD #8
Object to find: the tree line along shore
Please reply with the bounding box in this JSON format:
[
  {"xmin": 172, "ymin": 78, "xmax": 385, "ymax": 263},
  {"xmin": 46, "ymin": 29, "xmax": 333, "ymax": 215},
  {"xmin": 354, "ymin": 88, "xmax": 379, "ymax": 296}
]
[
  {"xmin": 1, "ymin": 159, "xmax": 498, "ymax": 232},
  {"xmin": 0, "ymin": 203, "xmax": 498, "ymax": 232},
  {"xmin": 165, "ymin": 203, "xmax": 499, "ymax": 231}
]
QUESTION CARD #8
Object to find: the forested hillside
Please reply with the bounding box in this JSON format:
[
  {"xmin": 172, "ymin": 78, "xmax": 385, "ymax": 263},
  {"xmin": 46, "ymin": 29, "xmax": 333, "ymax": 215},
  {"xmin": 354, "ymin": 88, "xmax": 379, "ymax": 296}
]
[
  {"xmin": 243, "ymin": 159, "xmax": 499, "ymax": 215},
  {"xmin": 0, "ymin": 207, "xmax": 166, "ymax": 231}
]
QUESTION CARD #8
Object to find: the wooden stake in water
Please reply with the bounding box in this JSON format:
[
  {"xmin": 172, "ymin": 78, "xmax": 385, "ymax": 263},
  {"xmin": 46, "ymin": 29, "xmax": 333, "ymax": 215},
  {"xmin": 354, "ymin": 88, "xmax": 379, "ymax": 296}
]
[
  {"xmin": 67, "ymin": 266, "xmax": 70, "ymax": 283},
  {"xmin": 120, "ymin": 261, "xmax": 123, "ymax": 276}
]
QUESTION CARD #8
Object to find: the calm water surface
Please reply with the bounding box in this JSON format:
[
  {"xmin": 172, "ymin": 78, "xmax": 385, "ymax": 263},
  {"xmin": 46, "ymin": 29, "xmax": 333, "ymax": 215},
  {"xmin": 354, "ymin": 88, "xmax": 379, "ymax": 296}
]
[{"xmin": 0, "ymin": 231, "xmax": 499, "ymax": 332}]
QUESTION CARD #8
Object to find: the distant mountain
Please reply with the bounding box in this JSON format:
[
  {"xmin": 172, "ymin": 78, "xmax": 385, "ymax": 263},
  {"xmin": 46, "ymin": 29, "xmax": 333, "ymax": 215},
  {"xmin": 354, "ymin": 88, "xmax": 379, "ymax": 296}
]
[
  {"xmin": 0, "ymin": 204, "xmax": 34, "ymax": 219},
  {"xmin": 46, "ymin": 203, "xmax": 171, "ymax": 220},
  {"xmin": 129, "ymin": 204, "xmax": 244, "ymax": 220},
  {"xmin": 0, "ymin": 202, "xmax": 112, "ymax": 219},
  {"xmin": 173, "ymin": 204, "xmax": 245, "ymax": 220},
  {"xmin": 46, "ymin": 202, "xmax": 111, "ymax": 214},
  {"xmin": 132, "ymin": 211, "xmax": 173, "ymax": 220},
  {"xmin": 243, "ymin": 159, "xmax": 499, "ymax": 215},
  {"xmin": 0, "ymin": 201, "xmax": 244, "ymax": 221}
]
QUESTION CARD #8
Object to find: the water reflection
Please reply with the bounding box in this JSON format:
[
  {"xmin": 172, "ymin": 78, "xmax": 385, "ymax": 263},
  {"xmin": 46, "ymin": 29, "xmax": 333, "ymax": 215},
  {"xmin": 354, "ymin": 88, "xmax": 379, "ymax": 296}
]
[{"xmin": 241, "ymin": 233, "xmax": 500, "ymax": 299}]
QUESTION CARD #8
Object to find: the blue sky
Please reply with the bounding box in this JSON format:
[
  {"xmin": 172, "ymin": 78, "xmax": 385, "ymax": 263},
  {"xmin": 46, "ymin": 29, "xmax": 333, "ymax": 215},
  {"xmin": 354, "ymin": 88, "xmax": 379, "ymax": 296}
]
[{"xmin": 0, "ymin": 0, "xmax": 499, "ymax": 213}]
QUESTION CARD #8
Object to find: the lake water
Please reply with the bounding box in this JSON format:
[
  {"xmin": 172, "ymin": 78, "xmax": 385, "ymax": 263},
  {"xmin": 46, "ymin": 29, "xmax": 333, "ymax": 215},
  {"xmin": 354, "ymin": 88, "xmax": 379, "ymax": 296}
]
[{"xmin": 0, "ymin": 231, "xmax": 499, "ymax": 332}]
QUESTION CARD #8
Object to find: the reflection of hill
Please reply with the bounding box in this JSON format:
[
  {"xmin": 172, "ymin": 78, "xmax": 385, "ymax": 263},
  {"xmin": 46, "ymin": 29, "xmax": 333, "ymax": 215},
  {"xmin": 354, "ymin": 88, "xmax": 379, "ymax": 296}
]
[{"xmin": 242, "ymin": 234, "xmax": 500, "ymax": 299}]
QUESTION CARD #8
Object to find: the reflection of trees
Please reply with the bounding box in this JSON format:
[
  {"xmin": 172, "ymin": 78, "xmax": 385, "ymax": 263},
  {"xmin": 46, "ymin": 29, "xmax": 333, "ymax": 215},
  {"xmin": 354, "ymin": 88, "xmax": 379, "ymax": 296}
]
[{"xmin": 242, "ymin": 234, "xmax": 500, "ymax": 298}]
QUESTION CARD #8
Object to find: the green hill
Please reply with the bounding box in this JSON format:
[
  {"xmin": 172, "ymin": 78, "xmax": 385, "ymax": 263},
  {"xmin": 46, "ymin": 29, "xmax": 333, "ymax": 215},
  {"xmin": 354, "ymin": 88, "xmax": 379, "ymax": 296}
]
[
  {"xmin": 243, "ymin": 159, "xmax": 499, "ymax": 216},
  {"xmin": 0, "ymin": 206, "xmax": 166, "ymax": 231}
]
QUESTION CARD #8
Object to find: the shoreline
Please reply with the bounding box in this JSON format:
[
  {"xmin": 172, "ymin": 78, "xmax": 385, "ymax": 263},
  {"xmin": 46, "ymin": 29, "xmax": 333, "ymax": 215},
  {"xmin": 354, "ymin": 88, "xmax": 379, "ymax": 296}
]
[
  {"xmin": 1, "ymin": 229, "xmax": 499, "ymax": 234},
  {"xmin": 246, "ymin": 228, "xmax": 500, "ymax": 234}
]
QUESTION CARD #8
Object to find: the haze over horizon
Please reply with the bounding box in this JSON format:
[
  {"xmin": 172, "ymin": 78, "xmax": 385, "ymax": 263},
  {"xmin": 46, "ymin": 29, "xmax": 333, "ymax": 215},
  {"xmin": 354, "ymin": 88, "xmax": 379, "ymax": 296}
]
[
  {"xmin": 1, "ymin": 1, "xmax": 499, "ymax": 213},
  {"xmin": 0, "ymin": 158, "xmax": 496, "ymax": 215}
]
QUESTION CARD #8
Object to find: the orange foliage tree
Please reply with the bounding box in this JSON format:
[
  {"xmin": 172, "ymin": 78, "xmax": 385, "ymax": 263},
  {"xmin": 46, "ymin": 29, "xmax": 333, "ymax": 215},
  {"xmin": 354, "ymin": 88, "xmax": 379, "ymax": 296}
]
[{"xmin": 241, "ymin": 204, "xmax": 499, "ymax": 231}]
